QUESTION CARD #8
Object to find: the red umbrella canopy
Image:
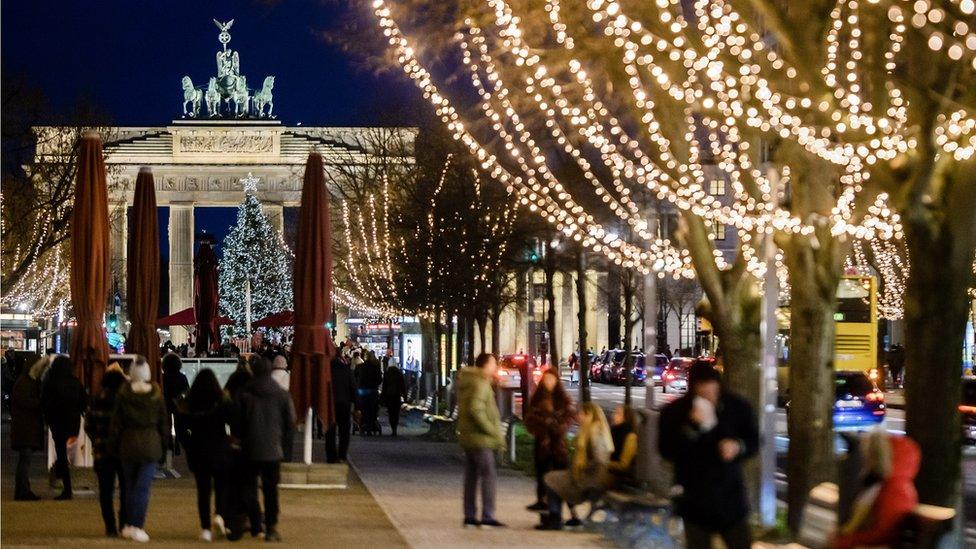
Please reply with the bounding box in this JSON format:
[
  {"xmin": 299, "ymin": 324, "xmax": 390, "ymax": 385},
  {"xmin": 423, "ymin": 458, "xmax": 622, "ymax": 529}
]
[
  {"xmin": 157, "ymin": 307, "xmax": 234, "ymax": 327},
  {"xmin": 290, "ymin": 152, "xmax": 337, "ymax": 427},
  {"xmin": 126, "ymin": 168, "xmax": 160, "ymax": 380},
  {"xmin": 194, "ymin": 241, "xmax": 220, "ymax": 355},
  {"xmin": 253, "ymin": 310, "xmax": 294, "ymax": 328},
  {"xmin": 70, "ymin": 134, "xmax": 111, "ymax": 390}
]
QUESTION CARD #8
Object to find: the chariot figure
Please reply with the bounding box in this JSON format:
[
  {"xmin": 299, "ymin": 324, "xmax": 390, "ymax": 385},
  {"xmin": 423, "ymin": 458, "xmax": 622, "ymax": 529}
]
[{"xmin": 205, "ymin": 78, "xmax": 221, "ymax": 117}]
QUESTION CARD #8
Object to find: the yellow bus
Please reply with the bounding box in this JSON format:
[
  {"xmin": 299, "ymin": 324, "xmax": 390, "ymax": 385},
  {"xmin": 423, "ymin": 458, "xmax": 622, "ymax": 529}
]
[
  {"xmin": 776, "ymin": 274, "xmax": 880, "ymax": 398},
  {"xmin": 833, "ymin": 275, "xmax": 879, "ymax": 374}
]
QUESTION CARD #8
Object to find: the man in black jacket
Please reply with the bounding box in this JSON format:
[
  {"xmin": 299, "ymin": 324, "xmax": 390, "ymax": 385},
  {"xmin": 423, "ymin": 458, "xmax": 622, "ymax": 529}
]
[
  {"xmin": 326, "ymin": 353, "xmax": 356, "ymax": 462},
  {"xmin": 659, "ymin": 362, "xmax": 758, "ymax": 549},
  {"xmin": 233, "ymin": 357, "xmax": 296, "ymax": 542}
]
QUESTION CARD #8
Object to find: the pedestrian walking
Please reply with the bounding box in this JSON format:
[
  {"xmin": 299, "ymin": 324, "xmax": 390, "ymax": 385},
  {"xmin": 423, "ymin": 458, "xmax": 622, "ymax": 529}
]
[
  {"xmin": 381, "ymin": 360, "xmax": 407, "ymax": 437},
  {"xmin": 326, "ymin": 353, "xmax": 356, "ymax": 462},
  {"xmin": 523, "ymin": 369, "xmax": 574, "ymax": 512},
  {"xmin": 41, "ymin": 355, "xmax": 87, "ymax": 500},
  {"xmin": 224, "ymin": 356, "xmax": 263, "ymax": 540},
  {"xmin": 10, "ymin": 354, "xmax": 46, "ymax": 501},
  {"xmin": 356, "ymin": 351, "xmax": 383, "ymax": 435},
  {"xmin": 659, "ymin": 362, "xmax": 758, "ymax": 549},
  {"xmin": 456, "ymin": 352, "xmax": 506, "ymax": 529},
  {"xmin": 161, "ymin": 353, "xmax": 190, "ymax": 454},
  {"xmin": 537, "ymin": 402, "xmax": 613, "ymax": 530},
  {"xmin": 110, "ymin": 356, "xmax": 169, "ymax": 543},
  {"xmin": 88, "ymin": 365, "xmax": 128, "ymax": 536},
  {"xmin": 180, "ymin": 368, "xmax": 234, "ymax": 541},
  {"xmin": 231, "ymin": 356, "xmax": 296, "ymax": 543},
  {"xmin": 834, "ymin": 432, "xmax": 920, "ymax": 548}
]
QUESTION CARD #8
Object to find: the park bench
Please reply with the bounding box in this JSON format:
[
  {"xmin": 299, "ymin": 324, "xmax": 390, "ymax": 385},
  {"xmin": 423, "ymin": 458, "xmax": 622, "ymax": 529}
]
[
  {"xmin": 588, "ymin": 488, "xmax": 679, "ymax": 548},
  {"xmin": 401, "ymin": 395, "xmax": 434, "ymax": 426},
  {"xmin": 422, "ymin": 404, "xmax": 459, "ymax": 442}
]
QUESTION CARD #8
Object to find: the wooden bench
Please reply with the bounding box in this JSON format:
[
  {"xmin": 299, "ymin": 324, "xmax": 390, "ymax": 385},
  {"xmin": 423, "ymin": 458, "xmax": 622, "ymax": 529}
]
[
  {"xmin": 589, "ymin": 489, "xmax": 678, "ymax": 548},
  {"xmin": 422, "ymin": 405, "xmax": 459, "ymax": 442},
  {"xmin": 401, "ymin": 395, "xmax": 434, "ymax": 426}
]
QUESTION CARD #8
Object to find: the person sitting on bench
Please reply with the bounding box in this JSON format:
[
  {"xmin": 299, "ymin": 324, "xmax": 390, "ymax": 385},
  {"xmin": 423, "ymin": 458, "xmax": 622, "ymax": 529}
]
[{"xmin": 607, "ymin": 405, "xmax": 639, "ymax": 489}]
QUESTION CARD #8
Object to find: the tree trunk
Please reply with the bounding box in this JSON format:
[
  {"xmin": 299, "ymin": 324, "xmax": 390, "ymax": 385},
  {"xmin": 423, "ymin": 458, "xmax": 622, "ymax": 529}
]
[
  {"xmin": 456, "ymin": 315, "xmax": 465, "ymax": 368},
  {"xmin": 577, "ymin": 245, "xmax": 591, "ymax": 403},
  {"xmin": 623, "ymin": 275, "xmax": 635, "ymax": 406},
  {"xmin": 466, "ymin": 314, "xmax": 476, "ymax": 365},
  {"xmin": 420, "ymin": 317, "xmax": 437, "ymax": 405},
  {"xmin": 904, "ymin": 208, "xmax": 974, "ymax": 508},
  {"xmin": 477, "ymin": 314, "xmax": 488, "ymax": 355},
  {"xmin": 446, "ymin": 314, "xmax": 455, "ymax": 373},
  {"xmin": 545, "ymin": 249, "xmax": 559, "ymax": 373},
  {"xmin": 434, "ymin": 313, "xmax": 444, "ymax": 384},
  {"xmin": 607, "ymin": 261, "xmax": 622, "ymax": 348},
  {"xmin": 490, "ymin": 302, "xmax": 501, "ymax": 357},
  {"xmin": 783, "ymin": 233, "xmax": 840, "ymax": 534}
]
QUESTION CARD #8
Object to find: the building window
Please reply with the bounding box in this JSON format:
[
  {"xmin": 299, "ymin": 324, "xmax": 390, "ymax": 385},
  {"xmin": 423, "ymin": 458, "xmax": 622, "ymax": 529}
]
[
  {"xmin": 709, "ymin": 179, "xmax": 726, "ymax": 196},
  {"xmin": 707, "ymin": 220, "xmax": 727, "ymax": 241}
]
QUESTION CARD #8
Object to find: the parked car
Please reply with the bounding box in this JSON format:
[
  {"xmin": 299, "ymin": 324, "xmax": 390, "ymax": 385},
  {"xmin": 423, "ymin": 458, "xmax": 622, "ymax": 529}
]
[
  {"xmin": 649, "ymin": 353, "xmax": 669, "ymax": 385},
  {"xmin": 832, "ymin": 370, "xmax": 886, "ymax": 430},
  {"xmin": 609, "ymin": 352, "xmax": 647, "ymax": 385},
  {"xmin": 961, "ymin": 377, "xmax": 976, "ymax": 443},
  {"xmin": 662, "ymin": 357, "xmax": 694, "ymax": 393},
  {"xmin": 589, "ymin": 350, "xmax": 614, "ymax": 383}
]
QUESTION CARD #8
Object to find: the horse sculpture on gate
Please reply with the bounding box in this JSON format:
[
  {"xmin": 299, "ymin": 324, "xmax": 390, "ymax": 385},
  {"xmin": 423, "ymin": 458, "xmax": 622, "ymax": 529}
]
[
  {"xmin": 252, "ymin": 76, "xmax": 275, "ymax": 118},
  {"xmin": 182, "ymin": 76, "xmax": 203, "ymax": 117}
]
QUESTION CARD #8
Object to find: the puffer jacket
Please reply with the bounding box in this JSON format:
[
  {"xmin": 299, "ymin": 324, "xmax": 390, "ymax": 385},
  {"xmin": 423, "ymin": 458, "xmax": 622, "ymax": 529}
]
[
  {"xmin": 456, "ymin": 367, "xmax": 503, "ymax": 450},
  {"xmin": 237, "ymin": 375, "xmax": 296, "ymax": 462},
  {"xmin": 110, "ymin": 383, "xmax": 170, "ymax": 463},
  {"xmin": 834, "ymin": 436, "xmax": 920, "ymax": 549}
]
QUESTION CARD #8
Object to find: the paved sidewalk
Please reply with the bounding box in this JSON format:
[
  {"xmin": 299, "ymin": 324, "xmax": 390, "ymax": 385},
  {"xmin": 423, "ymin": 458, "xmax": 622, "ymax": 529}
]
[
  {"xmin": 0, "ymin": 425, "xmax": 406, "ymax": 548},
  {"xmin": 348, "ymin": 424, "xmax": 605, "ymax": 548}
]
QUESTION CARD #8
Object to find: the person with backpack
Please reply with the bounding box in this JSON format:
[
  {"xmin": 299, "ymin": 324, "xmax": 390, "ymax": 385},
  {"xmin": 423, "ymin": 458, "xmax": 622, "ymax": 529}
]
[
  {"xmin": 230, "ymin": 356, "xmax": 296, "ymax": 543},
  {"xmin": 88, "ymin": 365, "xmax": 128, "ymax": 536}
]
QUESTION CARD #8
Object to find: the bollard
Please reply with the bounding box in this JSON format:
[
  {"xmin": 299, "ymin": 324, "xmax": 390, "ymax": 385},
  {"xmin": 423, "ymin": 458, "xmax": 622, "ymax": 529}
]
[
  {"xmin": 508, "ymin": 420, "xmax": 517, "ymax": 463},
  {"xmin": 303, "ymin": 407, "xmax": 313, "ymax": 465}
]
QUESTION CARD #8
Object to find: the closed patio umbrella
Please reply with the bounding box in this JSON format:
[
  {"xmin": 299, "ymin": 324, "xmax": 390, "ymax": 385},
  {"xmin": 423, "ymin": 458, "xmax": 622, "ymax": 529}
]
[
  {"xmin": 156, "ymin": 307, "xmax": 234, "ymax": 327},
  {"xmin": 290, "ymin": 152, "xmax": 337, "ymax": 431},
  {"xmin": 70, "ymin": 134, "xmax": 111, "ymax": 389},
  {"xmin": 194, "ymin": 241, "xmax": 220, "ymax": 356},
  {"xmin": 126, "ymin": 167, "xmax": 160, "ymax": 379}
]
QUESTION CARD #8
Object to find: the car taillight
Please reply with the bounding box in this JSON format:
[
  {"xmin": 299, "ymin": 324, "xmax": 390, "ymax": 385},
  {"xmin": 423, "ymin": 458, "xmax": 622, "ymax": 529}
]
[{"xmin": 866, "ymin": 391, "xmax": 884, "ymax": 403}]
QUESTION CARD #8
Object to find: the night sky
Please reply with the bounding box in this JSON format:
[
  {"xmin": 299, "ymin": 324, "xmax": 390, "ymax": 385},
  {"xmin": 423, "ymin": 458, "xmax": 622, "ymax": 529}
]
[{"xmin": 3, "ymin": 0, "xmax": 420, "ymax": 262}]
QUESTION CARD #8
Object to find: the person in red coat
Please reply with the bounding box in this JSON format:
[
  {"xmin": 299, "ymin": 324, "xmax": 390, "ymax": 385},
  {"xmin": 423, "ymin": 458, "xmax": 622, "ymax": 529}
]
[{"xmin": 834, "ymin": 433, "xmax": 920, "ymax": 548}]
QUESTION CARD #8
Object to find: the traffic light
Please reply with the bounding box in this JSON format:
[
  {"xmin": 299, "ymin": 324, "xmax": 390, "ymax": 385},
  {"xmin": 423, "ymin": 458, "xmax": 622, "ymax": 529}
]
[
  {"xmin": 529, "ymin": 251, "xmax": 539, "ymax": 263},
  {"xmin": 107, "ymin": 313, "xmax": 119, "ymax": 331},
  {"xmin": 325, "ymin": 321, "xmax": 334, "ymax": 330}
]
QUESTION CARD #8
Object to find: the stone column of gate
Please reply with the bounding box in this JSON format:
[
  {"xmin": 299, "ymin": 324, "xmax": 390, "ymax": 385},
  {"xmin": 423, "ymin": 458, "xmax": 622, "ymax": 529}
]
[
  {"xmin": 109, "ymin": 201, "xmax": 128, "ymax": 312},
  {"xmin": 261, "ymin": 202, "xmax": 284, "ymax": 234},
  {"xmin": 168, "ymin": 203, "xmax": 195, "ymax": 346}
]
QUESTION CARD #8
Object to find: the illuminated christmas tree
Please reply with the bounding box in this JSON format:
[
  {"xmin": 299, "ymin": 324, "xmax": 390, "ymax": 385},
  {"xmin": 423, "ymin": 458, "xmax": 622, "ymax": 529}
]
[{"xmin": 219, "ymin": 173, "xmax": 292, "ymax": 335}]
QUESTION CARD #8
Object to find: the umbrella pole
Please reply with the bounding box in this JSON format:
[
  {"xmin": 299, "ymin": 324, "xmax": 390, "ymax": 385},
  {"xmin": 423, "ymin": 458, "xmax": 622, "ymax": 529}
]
[{"xmin": 303, "ymin": 406, "xmax": 313, "ymax": 464}]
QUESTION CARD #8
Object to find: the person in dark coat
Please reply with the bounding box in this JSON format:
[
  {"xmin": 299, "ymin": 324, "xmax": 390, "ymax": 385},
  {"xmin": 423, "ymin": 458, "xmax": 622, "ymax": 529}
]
[
  {"xmin": 523, "ymin": 369, "xmax": 574, "ymax": 512},
  {"xmin": 381, "ymin": 362, "xmax": 408, "ymax": 437},
  {"xmin": 41, "ymin": 355, "xmax": 87, "ymax": 500},
  {"xmin": 161, "ymin": 353, "xmax": 190, "ymax": 454},
  {"xmin": 88, "ymin": 366, "xmax": 128, "ymax": 536},
  {"xmin": 326, "ymin": 354, "xmax": 356, "ymax": 462},
  {"xmin": 229, "ymin": 356, "xmax": 296, "ymax": 543},
  {"xmin": 224, "ymin": 356, "xmax": 264, "ymax": 539},
  {"xmin": 180, "ymin": 368, "xmax": 233, "ymax": 541},
  {"xmin": 110, "ymin": 357, "xmax": 169, "ymax": 543},
  {"xmin": 10, "ymin": 354, "xmax": 45, "ymax": 500},
  {"xmin": 659, "ymin": 363, "xmax": 758, "ymax": 549},
  {"xmin": 357, "ymin": 351, "xmax": 383, "ymax": 436}
]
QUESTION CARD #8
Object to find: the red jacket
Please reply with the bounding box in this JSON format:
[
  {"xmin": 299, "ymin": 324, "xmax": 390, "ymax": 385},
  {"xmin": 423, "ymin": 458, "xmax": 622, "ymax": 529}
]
[{"xmin": 834, "ymin": 436, "xmax": 920, "ymax": 548}]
